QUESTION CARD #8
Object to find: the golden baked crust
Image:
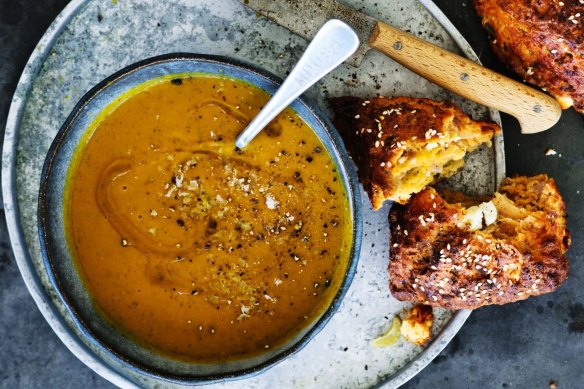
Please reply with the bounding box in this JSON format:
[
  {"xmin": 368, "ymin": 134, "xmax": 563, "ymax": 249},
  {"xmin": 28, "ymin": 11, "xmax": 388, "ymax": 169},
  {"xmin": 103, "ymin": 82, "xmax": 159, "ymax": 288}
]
[
  {"xmin": 474, "ymin": 0, "xmax": 584, "ymax": 113},
  {"xmin": 389, "ymin": 174, "xmax": 571, "ymax": 310},
  {"xmin": 331, "ymin": 96, "xmax": 499, "ymax": 209},
  {"xmin": 400, "ymin": 304, "xmax": 433, "ymax": 346}
]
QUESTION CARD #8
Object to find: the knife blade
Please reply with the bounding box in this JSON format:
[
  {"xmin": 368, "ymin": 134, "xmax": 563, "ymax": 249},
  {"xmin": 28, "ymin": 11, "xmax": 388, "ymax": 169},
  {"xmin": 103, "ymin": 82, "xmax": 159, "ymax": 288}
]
[
  {"xmin": 239, "ymin": 0, "xmax": 562, "ymax": 134},
  {"xmin": 241, "ymin": 0, "xmax": 374, "ymax": 67}
]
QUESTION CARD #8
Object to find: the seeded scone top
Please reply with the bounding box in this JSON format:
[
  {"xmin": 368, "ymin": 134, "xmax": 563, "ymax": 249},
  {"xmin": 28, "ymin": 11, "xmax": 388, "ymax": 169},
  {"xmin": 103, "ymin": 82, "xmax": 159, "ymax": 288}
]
[
  {"xmin": 389, "ymin": 174, "xmax": 570, "ymax": 310},
  {"xmin": 331, "ymin": 96, "xmax": 500, "ymax": 209}
]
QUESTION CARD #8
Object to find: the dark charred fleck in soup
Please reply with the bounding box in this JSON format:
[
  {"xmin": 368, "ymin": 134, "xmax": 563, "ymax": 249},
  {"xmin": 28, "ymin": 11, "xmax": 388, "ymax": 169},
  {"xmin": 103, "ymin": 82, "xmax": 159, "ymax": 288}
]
[{"xmin": 65, "ymin": 75, "xmax": 353, "ymax": 361}]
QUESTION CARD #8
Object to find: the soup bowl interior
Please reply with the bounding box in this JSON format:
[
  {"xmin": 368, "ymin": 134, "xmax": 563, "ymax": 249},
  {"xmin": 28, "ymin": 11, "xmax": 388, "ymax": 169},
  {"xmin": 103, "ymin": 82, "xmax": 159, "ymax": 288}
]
[{"xmin": 38, "ymin": 53, "xmax": 362, "ymax": 384}]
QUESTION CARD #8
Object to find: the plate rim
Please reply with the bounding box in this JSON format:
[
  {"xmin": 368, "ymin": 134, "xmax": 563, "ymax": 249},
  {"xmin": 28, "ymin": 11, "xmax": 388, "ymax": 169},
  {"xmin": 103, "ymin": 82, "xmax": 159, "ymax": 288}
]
[{"xmin": 1, "ymin": 0, "xmax": 505, "ymax": 388}]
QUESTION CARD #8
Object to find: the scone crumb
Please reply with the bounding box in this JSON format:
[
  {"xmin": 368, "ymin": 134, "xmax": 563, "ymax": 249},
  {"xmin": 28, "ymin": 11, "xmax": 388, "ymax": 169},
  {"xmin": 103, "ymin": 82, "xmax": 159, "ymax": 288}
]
[{"xmin": 400, "ymin": 304, "xmax": 433, "ymax": 346}]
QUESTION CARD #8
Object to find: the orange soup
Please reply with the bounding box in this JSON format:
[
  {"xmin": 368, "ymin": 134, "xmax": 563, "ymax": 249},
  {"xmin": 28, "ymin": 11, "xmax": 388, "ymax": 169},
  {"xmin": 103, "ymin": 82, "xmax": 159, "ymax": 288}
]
[{"xmin": 65, "ymin": 75, "xmax": 353, "ymax": 361}]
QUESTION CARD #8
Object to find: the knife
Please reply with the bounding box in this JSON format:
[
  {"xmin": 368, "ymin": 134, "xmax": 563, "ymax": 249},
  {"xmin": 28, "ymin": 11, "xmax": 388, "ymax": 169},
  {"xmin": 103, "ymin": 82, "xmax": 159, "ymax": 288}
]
[{"xmin": 239, "ymin": 0, "xmax": 562, "ymax": 134}]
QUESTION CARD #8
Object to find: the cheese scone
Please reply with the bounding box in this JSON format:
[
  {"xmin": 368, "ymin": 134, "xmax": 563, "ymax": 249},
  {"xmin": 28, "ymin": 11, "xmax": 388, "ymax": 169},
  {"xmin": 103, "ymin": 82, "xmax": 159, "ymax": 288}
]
[
  {"xmin": 331, "ymin": 96, "xmax": 500, "ymax": 209},
  {"xmin": 475, "ymin": 0, "xmax": 584, "ymax": 113},
  {"xmin": 389, "ymin": 174, "xmax": 570, "ymax": 310}
]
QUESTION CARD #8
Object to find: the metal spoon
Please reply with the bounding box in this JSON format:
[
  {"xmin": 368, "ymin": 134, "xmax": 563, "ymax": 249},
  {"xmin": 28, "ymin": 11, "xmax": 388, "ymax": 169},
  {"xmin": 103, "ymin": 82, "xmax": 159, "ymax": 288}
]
[{"xmin": 235, "ymin": 19, "xmax": 360, "ymax": 149}]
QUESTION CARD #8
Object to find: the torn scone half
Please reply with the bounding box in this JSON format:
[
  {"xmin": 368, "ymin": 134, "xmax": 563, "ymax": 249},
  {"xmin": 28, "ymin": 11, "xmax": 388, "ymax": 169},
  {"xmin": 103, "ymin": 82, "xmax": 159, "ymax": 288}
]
[
  {"xmin": 389, "ymin": 174, "xmax": 570, "ymax": 310},
  {"xmin": 331, "ymin": 96, "xmax": 500, "ymax": 209}
]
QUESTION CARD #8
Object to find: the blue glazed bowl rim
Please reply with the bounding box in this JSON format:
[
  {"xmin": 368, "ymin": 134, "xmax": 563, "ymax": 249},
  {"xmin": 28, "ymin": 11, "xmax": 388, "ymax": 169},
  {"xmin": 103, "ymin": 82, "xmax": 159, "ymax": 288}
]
[{"xmin": 38, "ymin": 53, "xmax": 363, "ymax": 385}]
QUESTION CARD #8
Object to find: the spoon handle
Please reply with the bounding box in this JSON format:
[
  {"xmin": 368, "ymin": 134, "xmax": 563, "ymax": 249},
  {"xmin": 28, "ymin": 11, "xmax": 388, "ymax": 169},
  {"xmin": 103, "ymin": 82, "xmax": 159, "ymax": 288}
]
[{"xmin": 235, "ymin": 19, "xmax": 359, "ymax": 149}]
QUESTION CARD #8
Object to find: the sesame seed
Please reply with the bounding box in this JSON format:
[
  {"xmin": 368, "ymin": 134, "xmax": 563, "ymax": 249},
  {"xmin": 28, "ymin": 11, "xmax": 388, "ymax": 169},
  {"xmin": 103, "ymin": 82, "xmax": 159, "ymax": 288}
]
[
  {"xmin": 354, "ymin": 114, "xmax": 360, "ymax": 119},
  {"xmin": 375, "ymin": 140, "xmax": 380, "ymax": 148},
  {"xmin": 419, "ymin": 286, "xmax": 425, "ymax": 292}
]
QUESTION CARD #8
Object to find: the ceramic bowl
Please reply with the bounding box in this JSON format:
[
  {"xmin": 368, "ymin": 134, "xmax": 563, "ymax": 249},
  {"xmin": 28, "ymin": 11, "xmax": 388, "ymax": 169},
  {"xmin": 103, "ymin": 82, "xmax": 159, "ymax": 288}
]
[{"xmin": 38, "ymin": 53, "xmax": 363, "ymax": 384}]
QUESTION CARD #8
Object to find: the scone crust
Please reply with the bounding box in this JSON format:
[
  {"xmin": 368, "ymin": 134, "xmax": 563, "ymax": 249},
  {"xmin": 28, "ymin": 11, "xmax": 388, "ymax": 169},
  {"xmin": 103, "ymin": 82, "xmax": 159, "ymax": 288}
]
[
  {"xmin": 475, "ymin": 0, "xmax": 584, "ymax": 113},
  {"xmin": 331, "ymin": 96, "xmax": 499, "ymax": 209},
  {"xmin": 389, "ymin": 174, "xmax": 570, "ymax": 310}
]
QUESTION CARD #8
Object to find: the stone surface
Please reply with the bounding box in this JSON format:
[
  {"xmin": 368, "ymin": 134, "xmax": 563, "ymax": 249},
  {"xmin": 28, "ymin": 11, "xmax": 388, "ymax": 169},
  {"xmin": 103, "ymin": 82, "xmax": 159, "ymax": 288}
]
[{"xmin": 0, "ymin": 1, "xmax": 582, "ymax": 389}]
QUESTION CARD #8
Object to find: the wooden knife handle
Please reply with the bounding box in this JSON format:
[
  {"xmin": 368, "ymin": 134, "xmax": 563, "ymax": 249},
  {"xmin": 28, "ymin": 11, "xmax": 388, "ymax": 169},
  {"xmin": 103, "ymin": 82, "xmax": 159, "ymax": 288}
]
[{"xmin": 369, "ymin": 21, "xmax": 562, "ymax": 134}]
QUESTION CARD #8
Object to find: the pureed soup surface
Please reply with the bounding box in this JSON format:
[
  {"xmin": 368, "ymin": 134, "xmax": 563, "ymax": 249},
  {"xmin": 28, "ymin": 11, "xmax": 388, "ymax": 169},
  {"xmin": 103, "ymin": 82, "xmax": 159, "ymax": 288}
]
[{"xmin": 65, "ymin": 74, "xmax": 353, "ymax": 362}]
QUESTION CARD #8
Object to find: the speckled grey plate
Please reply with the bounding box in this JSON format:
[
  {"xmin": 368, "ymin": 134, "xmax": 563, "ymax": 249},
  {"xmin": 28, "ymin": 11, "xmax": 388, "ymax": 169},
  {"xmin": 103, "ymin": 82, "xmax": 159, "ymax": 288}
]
[{"xmin": 2, "ymin": 0, "xmax": 504, "ymax": 388}]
